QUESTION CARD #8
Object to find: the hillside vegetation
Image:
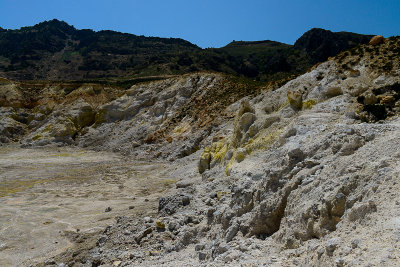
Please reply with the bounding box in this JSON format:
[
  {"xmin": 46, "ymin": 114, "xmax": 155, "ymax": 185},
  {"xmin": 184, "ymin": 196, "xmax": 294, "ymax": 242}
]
[{"xmin": 0, "ymin": 19, "xmax": 372, "ymax": 82}]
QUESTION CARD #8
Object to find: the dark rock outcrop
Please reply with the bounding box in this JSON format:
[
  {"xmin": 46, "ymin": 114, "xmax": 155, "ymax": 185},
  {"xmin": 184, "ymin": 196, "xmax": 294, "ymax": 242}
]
[{"xmin": 294, "ymin": 28, "xmax": 373, "ymax": 63}]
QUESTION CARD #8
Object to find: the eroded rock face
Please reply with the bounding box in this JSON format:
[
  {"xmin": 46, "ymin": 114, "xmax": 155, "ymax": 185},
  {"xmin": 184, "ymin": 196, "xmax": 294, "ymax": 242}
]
[
  {"xmin": 0, "ymin": 74, "xmax": 224, "ymax": 157},
  {"xmin": 177, "ymin": 39, "xmax": 400, "ymax": 266},
  {"xmin": 21, "ymin": 100, "xmax": 96, "ymax": 146},
  {"xmin": 77, "ymin": 73, "xmax": 221, "ymax": 156},
  {"xmin": 0, "ymin": 108, "xmax": 26, "ymax": 143},
  {"xmin": 0, "ymin": 79, "xmax": 25, "ymax": 107}
]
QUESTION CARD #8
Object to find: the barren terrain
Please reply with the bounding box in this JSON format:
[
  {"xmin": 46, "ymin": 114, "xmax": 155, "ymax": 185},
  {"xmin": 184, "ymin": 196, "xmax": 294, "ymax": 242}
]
[
  {"xmin": 0, "ymin": 36, "xmax": 399, "ymax": 266},
  {"xmin": 0, "ymin": 146, "xmax": 185, "ymax": 266}
]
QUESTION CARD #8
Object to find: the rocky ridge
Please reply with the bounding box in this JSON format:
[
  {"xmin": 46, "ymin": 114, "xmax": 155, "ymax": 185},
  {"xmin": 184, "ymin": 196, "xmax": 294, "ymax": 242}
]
[
  {"xmin": 1, "ymin": 36, "xmax": 400, "ymax": 266},
  {"xmin": 1, "ymin": 72, "xmax": 290, "ymax": 160}
]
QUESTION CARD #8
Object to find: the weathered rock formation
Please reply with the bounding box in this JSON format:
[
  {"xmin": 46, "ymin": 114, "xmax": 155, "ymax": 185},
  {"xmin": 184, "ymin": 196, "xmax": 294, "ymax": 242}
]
[{"xmin": 2, "ymin": 36, "xmax": 400, "ymax": 267}]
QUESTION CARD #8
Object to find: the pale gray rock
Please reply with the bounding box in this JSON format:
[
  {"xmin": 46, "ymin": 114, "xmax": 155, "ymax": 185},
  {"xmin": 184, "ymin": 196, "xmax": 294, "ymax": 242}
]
[
  {"xmin": 225, "ymin": 220, "xmax": 240, "ymax": 242},
  {"xmin": 347, "ymin": 201, "xmax": 377, "ymax": 222}
]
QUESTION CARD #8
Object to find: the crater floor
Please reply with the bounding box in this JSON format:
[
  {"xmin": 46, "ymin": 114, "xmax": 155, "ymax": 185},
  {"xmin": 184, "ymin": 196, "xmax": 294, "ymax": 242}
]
[{"xmin": 0, "ymin": 146, "xmax": 174, "ymax": 266}]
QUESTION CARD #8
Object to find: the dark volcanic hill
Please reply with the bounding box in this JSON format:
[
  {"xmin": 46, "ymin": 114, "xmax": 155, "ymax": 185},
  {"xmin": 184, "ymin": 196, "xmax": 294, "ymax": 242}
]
[
  {"xmin": 294, "ymin": 28, "xmax": 374, "ymax": 63},
  {"xmin": 0, "ymin": 19, "xmax": 373, "ymax": 81}
]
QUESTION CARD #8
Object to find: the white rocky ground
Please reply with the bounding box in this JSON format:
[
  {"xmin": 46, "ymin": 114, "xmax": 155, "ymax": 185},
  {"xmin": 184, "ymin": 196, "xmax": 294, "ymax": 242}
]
[
  {"xmin": 108, "ymin": 55, "xmax": 400, "ymax": 267},
  {"xmin": 0, "ymin": 39, "xmax": 400, "ymax": 266}
]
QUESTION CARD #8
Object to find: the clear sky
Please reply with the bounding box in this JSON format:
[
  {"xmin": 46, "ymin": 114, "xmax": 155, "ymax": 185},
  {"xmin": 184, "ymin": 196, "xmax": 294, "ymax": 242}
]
[{"xmin": 0, "ymin": 0, "xmax": 399, "ymax": 48}]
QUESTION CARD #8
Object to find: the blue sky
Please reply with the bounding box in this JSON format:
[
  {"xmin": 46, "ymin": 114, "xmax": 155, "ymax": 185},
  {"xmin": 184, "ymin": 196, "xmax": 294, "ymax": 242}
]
[{"xmin": 0, "ymin": 0, "xmax": 399, "ymax": 48}]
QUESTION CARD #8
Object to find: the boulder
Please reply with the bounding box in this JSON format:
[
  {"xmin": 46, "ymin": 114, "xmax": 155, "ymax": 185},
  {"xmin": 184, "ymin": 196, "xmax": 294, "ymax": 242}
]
[
  {"xmin": 369, "ymin": 35, "xmax": 384, "ymax": 46},
  {"xmin": 339, "ymin": 136, "xmax": 364, "ymax": 156},
  {"xmin": 158, "ymin": 194, "xmax": 191, "ymax": 215},
  {"xmin": 239, "ymin": 113, "xmax": 256, "ymax": 132},
  {"xmin": 68, "ymin": 101, "xmax": 96, "ymax": 129},
  {"xmin": 198, "ymin": 149, "xmax": 211, "ymax": 174},
  {"xmin": 287, "ymin": 90, "xmax": 303, "ymax": 110},
  {"xmin": 325, "ymin": 238, "xmax": 341, "ymax": 256},
  {"xmin": 48, "ymin": 119, "xmax": 78, "ymax": 140},
  {"xmin": 380, "ymin": 95, "xmax": 395, "ymax": 104},
  {"xmin": 348, "ymin": 69, "xmax": 361, "ymax": 77},
  {"xmin": 0, "ymin": 115, "xmax": 26, "ymax": 143},
  {"xmin": 347, "ymin": 201, "xmax": 377, "ymax": 222},
  {"xmin": 155, "ymin": 219, "xmax": 166, "ymax": 230},
  {"xmin": 287, "ymin": 143, "xmax": 305, "ymax": 163},
  {"xmin": 363, "ymin": 93, "xmax": 378, "ymax": 105},
  {"xmin": 225, "ymin": 221, "xmax": 239, "ymax": 242},
  {"xmin": 0, "ymin": 80, "xmax": 25, "ymax": 107},
  {"xmin": 324, "ymin": 87, "xmax": 343, "ymax": 98},
  {"xmin": 235, "ymin": 148, "xmax": 247, "ymax": 163},
  {"xmin": 231, "ymin": 100, "xmax": 256, "ymax": 147}
]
